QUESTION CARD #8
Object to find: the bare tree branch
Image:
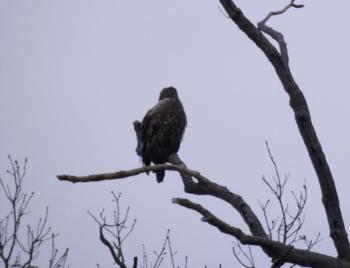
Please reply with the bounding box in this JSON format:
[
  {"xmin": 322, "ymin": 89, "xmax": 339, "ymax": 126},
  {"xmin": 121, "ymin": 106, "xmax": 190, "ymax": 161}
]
[
  {"xmin": 219, "ymin": 0, "xmax": 350, "ymax": 261},
  {"xmin": 48, "ymin": 234, "xmax": 69, "ymax": 268},
  {"xmin": 144, "ymin": 229, "xmax": 183, "ymax": 268},
  {"xmin": 166, "ymin": 230, "xmax": 177, "ymax": 268},
  {"xmin": 259, "ymin": 0, "xmax": 304, "ymax": 27},
  {"xmin": 57, "ymin": 148, "xmax": 347, "ymax": 267},
  {"xmin": 57, "ymin": 164, "xmax": 209, "ymax": 184},
  {"xmin": 59, "ymin": 151, "xmax": 267, "ymax": 236},
  {"xmin": 173, "ymin": 198, "xmax": 348, "ymax": 268},
  {"xmin": 257, "ymin": 1, "xmax": 304, "ymax": 66},
  {"xmin": 0, "ymin": 157, "xmax": 68, "ymax": 268},
  {"xmin": 232, "ymin": 240, "xmax": 255, "ymax": 268},
  {"xmin": 98, "ymin": 223, "xmax": 127, "ymax": 268},
  {"xmin": 88, "ymin": 191, "xmax": 137, "ymax": 268},
  {"xmin": 152, "ymin": 230, "xmax": 168, "ymax": 268},
  {"xmin": 90, "ymin": 192, "xmax": 188, "ymax": 268},
  {"xmin": 261, "ymin": 141, "xmax": 310, "ymax": 248}
]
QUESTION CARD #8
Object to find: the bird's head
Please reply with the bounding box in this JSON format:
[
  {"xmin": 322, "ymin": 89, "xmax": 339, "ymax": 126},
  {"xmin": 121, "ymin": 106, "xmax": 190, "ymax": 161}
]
[{"xmin": 159, "ymin": 87, "xmax": 178, "ymax": 100}]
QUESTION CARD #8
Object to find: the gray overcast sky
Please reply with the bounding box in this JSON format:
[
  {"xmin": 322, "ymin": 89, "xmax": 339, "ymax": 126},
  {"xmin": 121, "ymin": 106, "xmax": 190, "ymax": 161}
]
[{"xmin": 1, "ymin": 1, "xmax": 350, "ymax": 267}]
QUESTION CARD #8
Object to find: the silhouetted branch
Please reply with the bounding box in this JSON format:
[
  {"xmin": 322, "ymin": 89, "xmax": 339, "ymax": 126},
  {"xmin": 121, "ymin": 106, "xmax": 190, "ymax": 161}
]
[
  {"xmin": 173, "ymin": 197, "xmax": 347, "ymax": 268},
  {"xmin": 88, "ymin": 192, "xmax": 137, "ymax": 268},
  {"xmin": 259, "ymin": 0, "xmax": 304, "ymax": 26},
  {"xmin": 49, "ymin": 234, "xmax": 69, "ymax": 268},
  {"xmin": 235, "ymin": 142, "xmax": 313, "ymax": 267},
  {"xmin": 257, "ymin": 1, "xmax": 304, "ymax": 65},
  {"xmin": 152, "ymin": 230, "xmax": 168, "ymax": 268},
  {"xmin": 57, "ymin": 163, "xmax": 209, "ymax": 184},
  {"xmin": 58, "ymin": 148, "xmax": 345, "ymax": 267},
  {"xmin": 142, "ymin": 229, "xmax": 182, "ymax": 268},
  {"xmin": 300, "ymin": 233, "xmax": 323, "ymax": 251},
  {"xmin": 0, "ymin": 156, "xmax": 68, "ymax": 268},
  {"xmin": 166, "ymin": 231, "xmax": 177, "ymax": 268},
  {"xmin": 91, "ymin": 196, "xmax": 184, "ymax": 268},
  {"xmin": 173, "ymin": 197, "xmax": 281, "ymax": 249},
  {"xmin": 261, "ymin": 142, "xmax": 309, "ymax": 246},
  {"xmin": 57, "ymin": 148, "xmax": 269, "ymax": 245},
  {"xmin": 219, "ymin": 0, "xmax": 350, "ymax": 262},
  {"xmin": 232, "ymin": 240, "xmax": 255, "ymax": 268}
]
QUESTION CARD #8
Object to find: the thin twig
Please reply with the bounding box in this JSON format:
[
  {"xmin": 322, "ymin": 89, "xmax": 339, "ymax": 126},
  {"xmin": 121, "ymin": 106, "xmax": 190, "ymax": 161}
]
[
  {"xmin": 257, "ymin": 1, "xmax": 304, "ymax": 64},
  {"xmin": 259, "ymin": 0, "xmax": 304, "ymax": 27}
]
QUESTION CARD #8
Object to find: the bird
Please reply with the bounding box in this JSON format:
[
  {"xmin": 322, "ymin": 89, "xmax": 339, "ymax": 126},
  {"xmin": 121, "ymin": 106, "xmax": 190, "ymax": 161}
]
[{"xmin": 138, "ymin": 87, "xmax": 187, "ymax": 183}]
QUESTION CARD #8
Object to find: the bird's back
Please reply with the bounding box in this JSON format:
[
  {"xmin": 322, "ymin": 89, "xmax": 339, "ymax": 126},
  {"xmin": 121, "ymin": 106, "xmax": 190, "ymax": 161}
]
[{"xmin": 140, "ymin": 97, "xmax": 186, "ymax": 166}]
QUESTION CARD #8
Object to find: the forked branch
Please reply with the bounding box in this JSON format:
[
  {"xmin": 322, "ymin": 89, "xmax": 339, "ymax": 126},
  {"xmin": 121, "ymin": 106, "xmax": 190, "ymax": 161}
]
[
  {"xmin": 257, "ymin": 0, "xmax": 304, "ymax": 64},
  {"xmin": 173, "ymin": 198, "xmax": 345, "ymax": 268},
  {"xmin": 88, "ymin": 192, "xmax": 137, "ymax": 268},
  {"xmin": 58, "ymin": 152, "xmax": 346, "ymax": 267},
  {"xmin": 259, "ymin": 0, "xmax": 304, "ymax": 26},
  {"xmin": 0, "ymin": 157, "xmax": 68, "ymax": 268},
  {"xmin": 219, "ymin": 0, "xmax": 350, "ymax": 261}
]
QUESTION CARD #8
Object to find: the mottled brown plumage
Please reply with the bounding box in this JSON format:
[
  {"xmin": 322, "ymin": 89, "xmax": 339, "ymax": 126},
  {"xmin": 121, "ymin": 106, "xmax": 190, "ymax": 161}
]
[{"xmin": 139, "ymin": 87, "xmax": 187, "ymax": 182}]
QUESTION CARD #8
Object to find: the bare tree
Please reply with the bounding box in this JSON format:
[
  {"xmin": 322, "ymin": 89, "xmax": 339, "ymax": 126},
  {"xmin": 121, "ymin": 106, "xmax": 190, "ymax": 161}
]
[
  {"xmin": 88, "ymin": 191, "xmax": 137, "ymax": 268},
  {"xmin": 0, "ymin": 156, "xmax": 69, "ymax": 268},
  {"xmin": 232, "ymin": 142, "xmax": 322, "ymax": 267},
  {"xmin": 57, "ymin": 1, "xmax": 350, "ymax": 267},
  {"xmin": 89, "ymin": 192, "xmax": 188, "ymax": 268}
]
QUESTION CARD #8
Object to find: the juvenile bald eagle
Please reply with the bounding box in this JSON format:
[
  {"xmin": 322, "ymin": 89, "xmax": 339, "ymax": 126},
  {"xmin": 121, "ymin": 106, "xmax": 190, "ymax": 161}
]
[{"xmin": 139, "ymin": 87, "xmax": 187, "ymax": 183}]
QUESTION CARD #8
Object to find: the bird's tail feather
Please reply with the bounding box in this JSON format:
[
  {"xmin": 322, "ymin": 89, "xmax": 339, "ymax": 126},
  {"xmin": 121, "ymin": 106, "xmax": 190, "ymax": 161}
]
[{"xmin": 155, "ymin": 170, "xmax": 165, "ymax": 183}]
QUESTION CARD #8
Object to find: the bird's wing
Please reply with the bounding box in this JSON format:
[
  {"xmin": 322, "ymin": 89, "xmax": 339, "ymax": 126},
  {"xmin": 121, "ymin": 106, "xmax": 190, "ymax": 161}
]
[{"xmin": 140, "ymin": 98, "xmax": 170, "ymax": 141}]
